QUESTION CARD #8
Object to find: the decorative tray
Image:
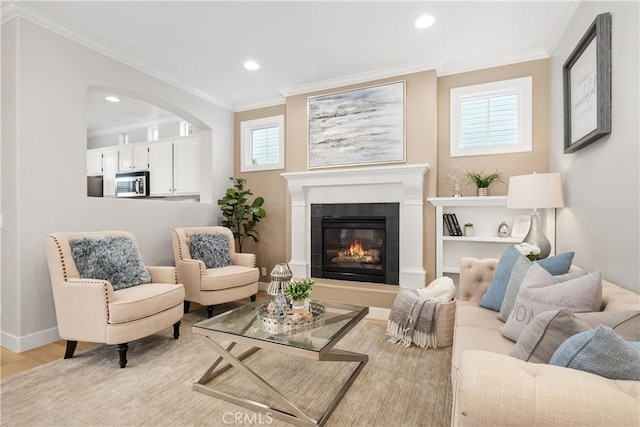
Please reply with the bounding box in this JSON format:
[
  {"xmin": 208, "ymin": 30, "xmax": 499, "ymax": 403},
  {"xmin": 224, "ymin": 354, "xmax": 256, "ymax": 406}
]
[{"xmin": 257, "ymin": 301, "xmax": 326, "ymax": 332}]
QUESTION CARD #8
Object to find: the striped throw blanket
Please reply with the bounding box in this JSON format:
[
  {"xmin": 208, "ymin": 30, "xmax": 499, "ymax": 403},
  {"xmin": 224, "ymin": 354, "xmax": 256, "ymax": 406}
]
[
  {"xmin": 387, "ymin": 277, "xmax": 456, "ymax": 349},
  {"xmin": 387, "ymin": 290, "xmax": 440, "ymax": 348}
]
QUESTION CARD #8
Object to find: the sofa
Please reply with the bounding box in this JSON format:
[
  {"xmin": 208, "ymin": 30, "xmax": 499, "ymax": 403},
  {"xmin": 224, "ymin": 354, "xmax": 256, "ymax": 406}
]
[{"xmin": 451, "ymin": 257, "xmax": 640, "ymax": 426}]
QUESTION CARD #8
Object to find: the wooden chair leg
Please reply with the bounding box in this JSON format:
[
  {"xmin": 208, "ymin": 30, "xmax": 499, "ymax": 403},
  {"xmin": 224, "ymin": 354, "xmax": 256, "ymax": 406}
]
[
  {"xmin": 183, "ymin": 301, "xmax": 191, "ymax": 314},
  {"xmin": 250, "ymin": 294, "xmax": 257, "ymax": 302},
  {"xmin": 117, "ymin": 343, "xmax": 129, "ymax": 368},
  {"xmin": 173, "ymin": 320, "xmax": 181, "ymax": 339},
  {"xmin": 64, "ymin": 340, "xmax": 78, "ymax": 359},
  {"xmin": 207, "ymin": 306, "xmax": 214, "ymax": 318}
]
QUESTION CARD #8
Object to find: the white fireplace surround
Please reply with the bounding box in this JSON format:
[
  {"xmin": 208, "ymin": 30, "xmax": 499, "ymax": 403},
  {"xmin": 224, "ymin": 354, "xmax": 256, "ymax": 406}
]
[{"xmin": 282, "ymin": 163, "xmax": 430, "ymax": 289}]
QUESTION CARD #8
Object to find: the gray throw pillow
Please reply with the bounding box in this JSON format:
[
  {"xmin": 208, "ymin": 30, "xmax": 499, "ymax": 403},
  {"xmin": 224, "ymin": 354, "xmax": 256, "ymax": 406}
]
[
  {"xmin": 189, "ymin": 233, "xmax": 232, "ymax": 268},
  {"xmin": 576, "ymin": 311, "xmax": 640, "ymax": 341},
  {"xmin": 497, "ymin": 255, "xmax": 587, "ymax": 322},
  {"xmin": 501, "ymin": 263, "xmax": 602, "ymax": 342},
  {"xmin": 550, "ymin": 325, "xmax": 640, "ymax": 381},
  {"xmin": 510, "ymin": 308, "xmax": 592, "ymax": 363},
  {"xmin": 69, "ymin": 235, "xmax": 151, "ymax": 291}
]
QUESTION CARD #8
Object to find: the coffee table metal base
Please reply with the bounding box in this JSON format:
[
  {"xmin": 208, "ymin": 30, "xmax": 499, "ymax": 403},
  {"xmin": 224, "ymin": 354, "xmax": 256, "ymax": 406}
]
[{"xmin": 193, "ymin": 337, "xmax": 368, "ymax": 427}]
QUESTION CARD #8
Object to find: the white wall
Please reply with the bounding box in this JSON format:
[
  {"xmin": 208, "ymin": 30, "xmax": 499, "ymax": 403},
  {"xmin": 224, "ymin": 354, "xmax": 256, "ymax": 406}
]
[
  {"xmin": 550, "ymin": 1, "xmax": 639, "ymax": 293},
  {"xmin": 1, "ymin": 19, "xmax": 234, "ymax": 351}
]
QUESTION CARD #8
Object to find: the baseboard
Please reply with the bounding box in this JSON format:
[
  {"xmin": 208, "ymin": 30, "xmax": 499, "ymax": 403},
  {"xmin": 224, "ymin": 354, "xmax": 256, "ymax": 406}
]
[{"xmin": 1, "ymin": 326, "xmax": 60, "ymax": 353}]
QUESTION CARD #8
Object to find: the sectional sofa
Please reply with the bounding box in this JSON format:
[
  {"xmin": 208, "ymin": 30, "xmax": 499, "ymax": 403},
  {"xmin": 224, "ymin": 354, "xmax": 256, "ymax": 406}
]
[{"xmin": 450, "ymin": 257, "xmax": 640, "ymax": 426}]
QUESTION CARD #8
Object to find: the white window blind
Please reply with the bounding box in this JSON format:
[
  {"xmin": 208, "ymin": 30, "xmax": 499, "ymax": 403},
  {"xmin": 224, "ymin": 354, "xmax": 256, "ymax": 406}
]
[
  {"xmin": 460, "ymin": 94, "xmax": 518, "ymax": 148},
  {"xmin": 451, "ymin": 77, "xmax": 532, "ymax": 157},
  {"xmin": 251, "ymin": 126, "xmax": 280, "ymax": 165}
]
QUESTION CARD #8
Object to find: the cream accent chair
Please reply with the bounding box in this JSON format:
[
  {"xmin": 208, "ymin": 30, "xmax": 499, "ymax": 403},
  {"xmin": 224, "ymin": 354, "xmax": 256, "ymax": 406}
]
[
  {"xmin": 172, "ymin": 226, "xmax": 259, "ymax": 318},
  {"xmin": 45, "ymin": 231, "xmax": 185, "ymax": 368}
]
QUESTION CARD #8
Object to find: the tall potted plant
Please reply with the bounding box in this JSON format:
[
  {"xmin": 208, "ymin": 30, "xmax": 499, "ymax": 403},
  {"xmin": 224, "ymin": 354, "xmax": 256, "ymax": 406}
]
[{"xmin": 217, "ymin": 177, "xmax": 266, "ymax": 252}]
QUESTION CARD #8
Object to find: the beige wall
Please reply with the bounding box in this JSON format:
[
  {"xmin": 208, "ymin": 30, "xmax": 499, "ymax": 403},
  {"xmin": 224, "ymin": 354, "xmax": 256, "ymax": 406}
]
[
  {"xmin": 233, "ymin": 104, "xmax": 288, "ymax": 282},
  {"xmin": 235, "ymin": 61, "xmax": 550, "ymax": 286},
  {"xmin": 437, "ymin": 59, "xmax": 550, "ymax": 196}
]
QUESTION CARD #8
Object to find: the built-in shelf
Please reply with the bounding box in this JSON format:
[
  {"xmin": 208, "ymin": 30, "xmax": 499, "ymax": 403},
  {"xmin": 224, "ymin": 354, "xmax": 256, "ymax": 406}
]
[{"xmin": 428, "ymin": 196, "xmax": 556, "ymax": 285}]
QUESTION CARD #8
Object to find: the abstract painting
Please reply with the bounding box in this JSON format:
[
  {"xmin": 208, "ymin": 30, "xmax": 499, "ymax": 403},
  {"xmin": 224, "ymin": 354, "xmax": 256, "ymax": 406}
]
[{"xmin": 308, "ymin": 81, "xmax": 405, "ymax": 168}]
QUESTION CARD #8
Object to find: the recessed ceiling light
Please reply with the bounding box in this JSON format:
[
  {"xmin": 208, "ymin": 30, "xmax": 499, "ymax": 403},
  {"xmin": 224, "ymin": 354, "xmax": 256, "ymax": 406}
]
[
  {"xmin": 244, "ymin": 60, "xmax": 260, "ymax": 71},
  {"xmin": 415, "ymin": 14, "xmax": 436, "ymax": 29},
  {"xmin": 105, "ymin": 96, "xmax": 120, "ymax": 102}
]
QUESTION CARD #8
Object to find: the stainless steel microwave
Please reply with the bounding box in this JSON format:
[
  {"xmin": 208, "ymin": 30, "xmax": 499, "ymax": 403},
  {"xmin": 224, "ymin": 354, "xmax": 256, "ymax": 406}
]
[{"xmin": 115, "ymin": 171, "xmax": 149, "ymax": 197}]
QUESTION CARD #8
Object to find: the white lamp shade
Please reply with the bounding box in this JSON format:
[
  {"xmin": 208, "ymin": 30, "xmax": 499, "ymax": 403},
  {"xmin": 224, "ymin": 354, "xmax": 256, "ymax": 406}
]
[{"xmin": 507, "ymin": 173, "xmax": 564, "ymax": 209}]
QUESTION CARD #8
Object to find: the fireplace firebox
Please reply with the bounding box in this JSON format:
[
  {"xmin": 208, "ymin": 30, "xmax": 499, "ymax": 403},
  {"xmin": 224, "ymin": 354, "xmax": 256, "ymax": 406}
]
[{"xmin": 311, "ymin": 203, "xmax": 399, "ymax": 285}]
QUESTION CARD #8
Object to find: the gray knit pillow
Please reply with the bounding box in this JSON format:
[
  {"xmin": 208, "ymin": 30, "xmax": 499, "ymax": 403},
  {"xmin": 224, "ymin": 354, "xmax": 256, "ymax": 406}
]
[
  {"xmin": 189, "ymin": 233, "xmax": 232, "ymax": 268},
  {"xmin": 69, "ymin": 235, "xmax": 151, "ymax": 291}
]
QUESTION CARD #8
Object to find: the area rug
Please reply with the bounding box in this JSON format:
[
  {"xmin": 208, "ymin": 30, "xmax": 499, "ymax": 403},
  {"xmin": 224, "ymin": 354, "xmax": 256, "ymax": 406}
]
[{"xmin": 1, "ymin": 304, "xmax": 452, "ymax": 426}]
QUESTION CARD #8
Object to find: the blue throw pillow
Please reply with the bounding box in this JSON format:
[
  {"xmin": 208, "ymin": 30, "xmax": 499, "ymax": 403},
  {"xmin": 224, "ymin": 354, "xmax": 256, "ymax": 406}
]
[
  {"xmin": 69, "ymin": 235, "xmax": 151, "ymax": 291},
  {"xmin": 479, "ymin": 246, "xmax": 574, "ymax": 311},
  {"xmin": 189, "ymin": 233, "xmax": 232, "ymax": 268},
  {"xmin": 550, "ymin": 325, "xmax": 640, "ymax": 381}
]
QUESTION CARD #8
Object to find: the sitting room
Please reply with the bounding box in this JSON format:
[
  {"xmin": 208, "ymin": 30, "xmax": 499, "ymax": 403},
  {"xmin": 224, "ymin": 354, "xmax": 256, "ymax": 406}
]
[{"xmin": 2, "ymin": 1, "xmax": 639, "ymax": 426}]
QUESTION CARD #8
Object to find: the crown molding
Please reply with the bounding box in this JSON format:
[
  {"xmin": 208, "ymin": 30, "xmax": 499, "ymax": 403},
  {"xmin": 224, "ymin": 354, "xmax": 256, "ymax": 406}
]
[
  {"xmin": 5, "ymin": 1, "xmax": 233, "ymax": 111},
  {"xmin": 544, "ymin": 0, "xmax": 581, "ymax": 55},
  {"xmin": 233, "ymin": 96, "xmax": 286, "ymax": 113},
  {"xmin": 437, "ymin": 48, "xmax": 550, "ymax": 77},
  {"xmin": 1, "ymin": 1, "xmax": 18, "ymax": 25},
  {"xmin": 279, "ymin": 60, "xmax": 442, "ymax": 98}
]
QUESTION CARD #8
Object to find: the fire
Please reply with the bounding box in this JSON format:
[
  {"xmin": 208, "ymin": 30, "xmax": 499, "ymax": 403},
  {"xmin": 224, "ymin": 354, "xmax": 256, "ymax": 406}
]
[{"xmin": 344, "ymin": 238, "xmax": 366, "ymax": 257}]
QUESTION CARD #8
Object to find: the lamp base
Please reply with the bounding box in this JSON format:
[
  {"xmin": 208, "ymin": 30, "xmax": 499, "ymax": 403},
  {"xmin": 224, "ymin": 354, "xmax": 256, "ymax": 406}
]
[{"xmin": 523, "ymin": 211, "xmax": 551, "ymax": 259}]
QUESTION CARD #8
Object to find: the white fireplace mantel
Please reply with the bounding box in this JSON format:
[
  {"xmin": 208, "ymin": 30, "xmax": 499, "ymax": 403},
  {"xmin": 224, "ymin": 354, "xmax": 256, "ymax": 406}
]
[{"xmin": 282, "ymin": 163, "xmax": 430, "ymax": 289}]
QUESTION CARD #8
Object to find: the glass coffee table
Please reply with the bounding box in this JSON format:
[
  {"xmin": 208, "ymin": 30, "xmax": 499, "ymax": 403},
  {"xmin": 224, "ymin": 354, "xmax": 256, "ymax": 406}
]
[{"xmin": 192, "ymin": 299, "xmax": 369, "ymax": 427}]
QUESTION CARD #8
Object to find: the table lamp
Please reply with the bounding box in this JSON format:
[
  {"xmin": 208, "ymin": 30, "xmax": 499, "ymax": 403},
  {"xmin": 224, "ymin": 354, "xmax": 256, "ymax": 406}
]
[{"xmin": 507, "ymin": 172, "xmax": 564, "ymax": 259}]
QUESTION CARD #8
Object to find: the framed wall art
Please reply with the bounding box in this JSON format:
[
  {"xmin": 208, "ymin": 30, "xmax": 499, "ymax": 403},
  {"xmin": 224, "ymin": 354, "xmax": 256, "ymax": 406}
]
[
  {"xmin": 307, "ymin": 81, "xmax": 405, "ymax": 168},
  {"xmin": 563, "ymin": 12, "xmax": 611, "ymax": 154}
]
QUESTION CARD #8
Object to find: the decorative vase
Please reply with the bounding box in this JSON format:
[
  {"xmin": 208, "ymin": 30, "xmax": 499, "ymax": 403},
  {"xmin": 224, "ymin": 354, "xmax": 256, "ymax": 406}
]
[
  {"xmin": 477, "ymin": 187, "xmax": 488, "ymax": 197},
  {"xmin": 464, "ymin": 226, "xmax": 474, "ymax": 237},
  {"xmin": 291, "ymin": 299, "xmax": 306, "ymax": 310},
  {"xmin": 268, "ymin": 263, "xmax": 292, "ymax": 319},
  {"xmin": 498, "ymin": 221, "xmax": 511, "ymax": 238}
]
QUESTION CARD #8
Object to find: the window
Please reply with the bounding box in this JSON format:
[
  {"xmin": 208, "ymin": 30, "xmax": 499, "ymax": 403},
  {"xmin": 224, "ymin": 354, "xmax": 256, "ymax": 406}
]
[
  {"xmin": 241, "ymin": 115, "xmax": 285, "ymax": 172},
  {"xmin": 147, "ymin": 126, "xmax": 159, "ymax": 141},
  {"xmin": 450, "ymin": 76, "xmax": 532, "ymax": 157},
  {"xmin": 179, "ymin": 120, "xmax": 193, "ymax": 136}
]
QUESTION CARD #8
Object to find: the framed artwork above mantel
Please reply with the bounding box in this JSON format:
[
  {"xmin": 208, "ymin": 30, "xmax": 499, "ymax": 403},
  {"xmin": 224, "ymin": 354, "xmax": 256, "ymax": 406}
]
[
  {"xmin": 307, "ymin": 81, "xmax": 406, "ymax": 168},
  {"xmin": 563, "ymin": 12, "xmax": 612, "ymax": 154}
]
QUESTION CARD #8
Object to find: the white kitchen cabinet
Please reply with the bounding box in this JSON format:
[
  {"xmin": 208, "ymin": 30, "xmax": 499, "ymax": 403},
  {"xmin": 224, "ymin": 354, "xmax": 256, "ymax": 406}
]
[
  {"xmin": 118, "ymin": 143, "xmax": 149, "ymax": 172},
  {"xmin": 86, "ymin": 149, "xmax": 103, "ymax": 175},
  {"xmin": 173, "ymin": 139, "xmax": 199, "ymax": 195},
  {"xmin": 148, "ymin": 138, "xmax": 199, "ymax": 197},
  {"xmin": 148, "ymin": 141, "xmax": 174, "ymax": 197},
  {"xmin": 428, "ymin": 196, "xmax": 556, "ymax": 284},
  {"xmin": 102, "ymin": 147, "xmax": 119, "ymax": 197}
]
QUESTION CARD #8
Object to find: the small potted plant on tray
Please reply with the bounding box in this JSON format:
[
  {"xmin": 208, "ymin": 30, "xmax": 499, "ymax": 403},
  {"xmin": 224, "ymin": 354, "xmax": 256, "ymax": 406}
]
[
  {"xmin": 285, "ymin": 279, "xmax": 315, "ymax": 310},
  {"xmin": 465, "ymin": 171, "xmax": 502, "ymax": 196}
]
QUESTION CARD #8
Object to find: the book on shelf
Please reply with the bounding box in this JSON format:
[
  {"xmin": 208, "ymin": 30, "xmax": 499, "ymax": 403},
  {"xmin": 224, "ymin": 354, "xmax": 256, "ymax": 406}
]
[
  {"xmin": 443, "ymin": 214, "xmax": 462, "ymax": 236},
  {"xmin": 450, "ymin": 214, "xmax": 463, "ymax": 236}
]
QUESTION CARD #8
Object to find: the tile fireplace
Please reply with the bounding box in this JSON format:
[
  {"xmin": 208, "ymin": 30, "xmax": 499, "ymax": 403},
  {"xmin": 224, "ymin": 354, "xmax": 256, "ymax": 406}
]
[
  {"xmin": 311, "ymin": 203, "xmax": 399, "ymax": 284},
  {"xmin": 282, "ymin": 163, "xmax": 429, "ymax": 289}
]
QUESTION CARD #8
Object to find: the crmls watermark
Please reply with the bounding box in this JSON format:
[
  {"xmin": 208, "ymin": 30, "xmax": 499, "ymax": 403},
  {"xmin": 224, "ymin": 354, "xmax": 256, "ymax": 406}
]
[{"xmin": 222, "ymin": 411, "xmax": 273, "ymax": 425}]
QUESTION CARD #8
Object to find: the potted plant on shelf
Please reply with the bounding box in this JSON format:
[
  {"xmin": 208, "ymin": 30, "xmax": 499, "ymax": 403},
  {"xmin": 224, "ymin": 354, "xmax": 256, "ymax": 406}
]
[
  {"xmin": 465, "ymin": 171, "xmax": 502, "ymax": 196},
  {"xmin": 464, "ymin": 222, "xmax": 474, "ymax": 236},
  {"xmin": 285, "ymin": 279, "xmax": 315, "ymax": 310}
]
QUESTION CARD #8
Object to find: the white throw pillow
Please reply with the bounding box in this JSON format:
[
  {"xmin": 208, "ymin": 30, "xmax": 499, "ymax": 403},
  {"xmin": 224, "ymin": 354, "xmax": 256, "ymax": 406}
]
[{"xmin": 500, "ymin": 263, "xmax": 602, "ymax": 342}]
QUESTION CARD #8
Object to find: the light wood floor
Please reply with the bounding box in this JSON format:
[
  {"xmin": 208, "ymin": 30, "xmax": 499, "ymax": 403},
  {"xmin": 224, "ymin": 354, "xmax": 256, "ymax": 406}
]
[{"xmin": 0, "ymin": 300, "xmax": 263, "ymax": 380}]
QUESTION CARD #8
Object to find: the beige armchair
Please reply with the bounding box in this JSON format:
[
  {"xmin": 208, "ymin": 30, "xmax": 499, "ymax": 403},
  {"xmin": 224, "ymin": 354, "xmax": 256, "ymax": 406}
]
[
  {"xmin": 172, "ymin": 226, "xmax": 259, "ymax": 317},
  {"xmin": 45, "ymin": 231, "xmax": 185, "ymax": 368}
]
